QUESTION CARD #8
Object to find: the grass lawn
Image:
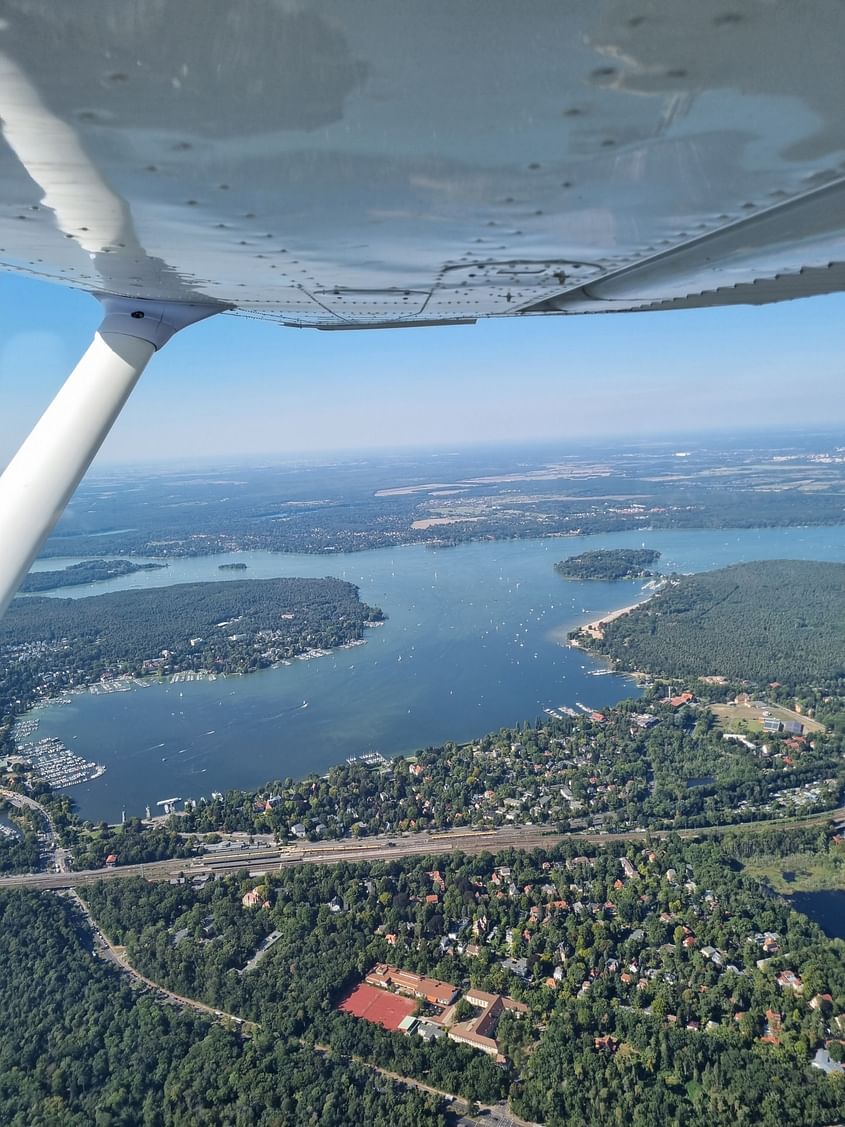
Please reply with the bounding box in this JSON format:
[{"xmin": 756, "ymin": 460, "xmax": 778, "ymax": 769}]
[{"xmin": 710, "ymin": 701, "xmax": 825, "ymax": 735}]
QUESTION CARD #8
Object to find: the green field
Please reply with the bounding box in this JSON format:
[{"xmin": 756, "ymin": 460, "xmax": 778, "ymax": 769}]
[
  {"xmin": 742, "ymin": 850, "xmax": 845, "ymax": 893},
  {"xmin": 711, "ymin": 701, "xmax": 825, "ymax": 734}
]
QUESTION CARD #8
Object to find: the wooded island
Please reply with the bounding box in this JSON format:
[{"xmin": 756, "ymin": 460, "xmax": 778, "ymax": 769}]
[
  {"xmin": 555, "ymin": 548, "xmax": 661, "ymax": 581},
  {"xmin": 0, "ymin": 577, "xmax": 383, "ymax": 715}
]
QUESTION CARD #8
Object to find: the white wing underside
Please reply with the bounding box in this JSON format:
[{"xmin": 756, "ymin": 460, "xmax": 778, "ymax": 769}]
[{"xmin": 0, "ymin": 0, "xmax": 844, "ymax": 328}]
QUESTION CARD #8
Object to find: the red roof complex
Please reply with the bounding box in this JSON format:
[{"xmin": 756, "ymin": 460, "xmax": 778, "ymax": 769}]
[
  {"xmin": 365, "ymin": 964, "xmax": 459, "ymax": 1007},
  {"xmin": 337, "ymin": 983, "xmax": 416, "ymax": 1032}
]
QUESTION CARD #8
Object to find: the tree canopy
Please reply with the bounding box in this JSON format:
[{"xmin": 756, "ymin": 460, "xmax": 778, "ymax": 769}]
[
  {"xmin": 0, "ymin": 889, "xmax": 447, "ymax": 1125},
  {"xmin": 575, "ymin": 560, "xmax": 845, "ymax": 693},
  {"xmin": 555, "ymin": 548, "xmax": 661, "ymax": 581}
]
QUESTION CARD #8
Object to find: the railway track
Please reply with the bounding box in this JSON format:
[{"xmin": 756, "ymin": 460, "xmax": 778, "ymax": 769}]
[{"xmin": 0, "ymin": 808, "xmax": 842, "ymax": 892}]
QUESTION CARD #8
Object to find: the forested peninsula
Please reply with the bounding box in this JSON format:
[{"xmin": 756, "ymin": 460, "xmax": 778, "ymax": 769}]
[
  {"xmin": 18, "ymin": 558, "xmax": 165, "ymax": 593},
  {"xmin": 555, "ymin": 548, "xmax": 660, "ymax": 581},
  {"xmin": 0, "ymin": 578, "xmax": 383, "ymax": 719},
  {"xmin": 572, "ymin": 560, "xmax": 845, "ymax": 692}
]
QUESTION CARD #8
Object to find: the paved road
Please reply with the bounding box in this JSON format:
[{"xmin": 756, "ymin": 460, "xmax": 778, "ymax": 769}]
[
  {"xmin": 318, "ymin": 1049, "xmax": 539, "ymax": 1126},
  {"xmin": 0, "ymin": 785, "xmax": 68, "ymax": 872},
  {"xmin": 0, "ymin": 804, "xmax": 842, "ymax": 892},
  {"xmin": 65, "ymin": 887, "xmax": 250, "ymax": 1027}
]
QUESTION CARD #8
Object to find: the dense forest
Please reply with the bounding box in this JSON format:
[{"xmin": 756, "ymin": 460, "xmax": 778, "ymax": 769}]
[
  {"xmin": 18, "ymin": 559, "xmax": 165, "ymax": 592},
  {"xmin": 80, "ymin": 832, "xmax": 845, "ymax": 1126},
  {"xmin": 574, "ymin": 560, "xmax": 845, "ymax": 693},
  {"xmin": 0, "ymin": 578, "xmax": 383, "ymax": 733},
  {"xmin": 0, "ymin": 801, "xmax": 42, "ymax": 874},
  {"xmin": 2, "ymin": 577, "xmax": 381, "ymax": 659},
  {"xmin": 0, "ymin": 890, "xmax": 447, "ymax": 1125},
  {"xmin": 555, "ymin": 548, "xmax": 661, "ymax": 580}
]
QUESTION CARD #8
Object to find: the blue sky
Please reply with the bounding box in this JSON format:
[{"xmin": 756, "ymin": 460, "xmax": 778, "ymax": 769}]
[{"xmin": 1, "ymin": 273, "xmax": 843, "ymax": 466}]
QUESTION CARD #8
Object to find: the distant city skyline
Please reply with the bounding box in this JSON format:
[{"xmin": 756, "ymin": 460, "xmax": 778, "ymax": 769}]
[{"xmin": 1, "ymin": 273, "xmax": 843, "ymax": 466}]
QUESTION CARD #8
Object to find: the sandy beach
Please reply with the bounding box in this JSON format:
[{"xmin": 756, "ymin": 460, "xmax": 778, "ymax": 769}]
[{"xmin": 569, "ymin": 595, "xmax": 655, "ymax": 645}]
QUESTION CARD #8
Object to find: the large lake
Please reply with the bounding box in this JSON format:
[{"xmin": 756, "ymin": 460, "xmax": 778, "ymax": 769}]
[{"xmin": 26, "ymin": 525, "xmax": 845, "ymax": 823}]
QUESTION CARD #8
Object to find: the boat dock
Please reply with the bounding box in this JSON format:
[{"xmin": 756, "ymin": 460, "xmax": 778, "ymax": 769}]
[
  {"xmin": 544, "ymin": 705, "xmax": 582, "ymax": 720},
  {"xmin": 14, "ymin": 736, "xmax": 105, "ymax": 787},
  {"xmin": 345, "ymin": 751, "xmax": 388, "ymax": 767}
]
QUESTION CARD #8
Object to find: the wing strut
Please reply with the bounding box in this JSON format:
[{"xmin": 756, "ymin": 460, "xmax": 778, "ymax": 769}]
[{"xmin": 0, "ymin": 296, "xmax": 219, "ymax": 617}]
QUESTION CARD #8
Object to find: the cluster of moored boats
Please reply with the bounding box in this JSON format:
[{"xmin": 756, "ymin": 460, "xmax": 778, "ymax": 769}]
[
  {"xmin": 544, "ymin": 704, "xmax": 584, "ymax": 720},
  {"xmin": 14, "ymin": 736, "xmax": 105, "ymax": 787}
]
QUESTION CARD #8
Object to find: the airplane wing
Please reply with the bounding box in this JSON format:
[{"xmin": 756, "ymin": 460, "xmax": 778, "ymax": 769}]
[
  {"xmin": 1, "ymin": 0, "xmax": 844, "ymax": 614},
  {"xmin": 0, "ymin": 0, "xmax": 843, "ymax": 327}
]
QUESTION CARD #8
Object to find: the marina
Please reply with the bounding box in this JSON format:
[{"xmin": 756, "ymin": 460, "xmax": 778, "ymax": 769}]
[
  {"xmin": 13, "ymin": 736, "xmax": 105, "ymax": 788},
  {"xmin": 12, "ymin": 717, "xmax": 39, "ymax": 740},
  {"xmin": 544, "ymin": 705, "xmax": 581, "ymax": 720},
  {"xmin": 88, "ymin": 677, "xmax": 150, "ymax": 695},
  {"xmin": 346, "ymin": 751, "xmax": 389, "ymax": 767}
]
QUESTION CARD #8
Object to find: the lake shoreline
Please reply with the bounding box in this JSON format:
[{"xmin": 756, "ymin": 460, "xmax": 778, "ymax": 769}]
[
  {"xmin": 567, "ymin": 593, "xmax": 654, "ymax": 647},
  {"xmin": 20, "ymin": 525, "xmax": 845, "ymax": 823},
  {"xmin": 789, "ymin": 889, "xmax": 845, "ymax": 941}
]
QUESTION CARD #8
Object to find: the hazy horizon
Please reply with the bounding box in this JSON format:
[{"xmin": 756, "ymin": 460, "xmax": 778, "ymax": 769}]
[
  {"xmin": 2, "ymin": 272, "xmax": 844, "ymax": 468},
  {"xmin": 63, "ymin": 423, "xmax": 842, "ymax": 477}
]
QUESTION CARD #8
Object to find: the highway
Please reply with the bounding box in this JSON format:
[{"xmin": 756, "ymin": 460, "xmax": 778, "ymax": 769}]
[{"xmin": 0, "ymin": 805, "xmax": 843, "ymax": 892}]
